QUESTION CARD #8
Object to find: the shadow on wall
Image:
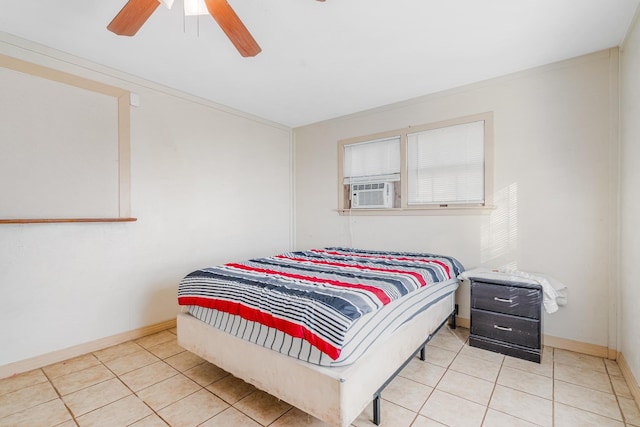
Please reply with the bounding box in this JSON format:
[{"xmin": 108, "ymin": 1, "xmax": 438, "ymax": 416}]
[
  {"xmin": 482, "ymin": 182, "xmax": 519, "ymax": 269},
  {"xmin": 141, "ymin": 280, "xmax": 181, "ymax": 326}
]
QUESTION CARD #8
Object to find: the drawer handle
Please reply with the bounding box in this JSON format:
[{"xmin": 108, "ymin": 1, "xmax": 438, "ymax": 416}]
[
  {"xmin": 493, "ymin": 297, "xmax": 513, "ymax": 303},
  {"xmin": 493, "ymin": 325, "xmax": 513, "ymax": 332}
]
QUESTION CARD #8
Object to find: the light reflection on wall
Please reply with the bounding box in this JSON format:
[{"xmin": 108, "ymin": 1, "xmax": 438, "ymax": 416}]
[{"xmin": 482, "ymin": 182, "xmax": 519, "ymax": 269}]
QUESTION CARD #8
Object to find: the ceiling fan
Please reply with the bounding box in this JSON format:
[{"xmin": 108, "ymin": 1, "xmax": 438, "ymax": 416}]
[{"xmin": 108, "ymin": 0, "xmax": 325, "ymax": 58}]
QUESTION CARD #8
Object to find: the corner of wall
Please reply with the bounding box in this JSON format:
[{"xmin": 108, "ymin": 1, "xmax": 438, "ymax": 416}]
[{"xmin": 617, "ymin": 352, "xmax": 640, "ymax": 413}]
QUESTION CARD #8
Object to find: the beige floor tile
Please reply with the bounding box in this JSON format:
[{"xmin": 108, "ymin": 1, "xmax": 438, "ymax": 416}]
[
  {"xmin": 420, "ymin": 389, "xmax": 486, "ymax": 427},
  {"xmin": 353, "ymin": 399, "xmax": 416, "ymax": 427},
  {"xmin": 199, "ymin": 407, "xmax": 261, "ymax": 427},
  {"xmin": 450, "ymin": 326, "xmax": 470, "ymax": 342},
  {"xmin": 14, "ymin": 326, "xmax": 640, "ymax": 427},
  {"xmin": 400, "ymin": 360, "xmax": 446, "ymax": 388},
  {"xmin": 410, "ymin": 415, "xmax": 447, "ymax": 426},
  {"xmin": 459, "ymin": 344, "xmax": 505, "ymax": 365},
  {"xmin": 148, "ymin": 340, "xmax": 186, "ymax": 360},
  {"xmin": 76, "ymin": 395, "xmax": 152, "ymax": 427},
  {"xmin": 0, "ymin": 381, "xmax": 58, "ymax": 418},
  {"xmin": 554, "ymin": 402, "xmax": 624, "ymax": 427},
  {"xmin": 489, "ymin": 385, "xmax": 552, "ymax": 427},
  {"xmin": 449, "ymin": 354, "xmax": 501, "ymax": 382},
  {"xmin": 50, "ymin": 364, "xmax": 114, "ymax": 396},
  {"xmin": 0, "ymin": 398, "xmax": 72, "ymax": 427},
  {"xmin": 554, "ymin": 362, "xmax": 612, "ymax": 393},
  {"xmin": 422, "ymin": 346, "xmax": 457, "ymax": 368},
  {"xmin": 120, "ymin": 361, "xmax": 179, "ymax": 392},
  {"xmin": 610, "ymin": 375, "xmax": 632, "ymax": 398},
  {"xmin": 502, "ymin": 349, "xmax": 553, "ymax": 378},
  {"xmin": 130, "ymin": 414, "xmax": 169, "ymax": 426},
  {"xmin": 62, "ymin": 378, "xmax": 131, "ymax": 417},
  {"xmin": 136, "ymin": 374, "xmax": 201, "ymax": 411},
  {"xmin": 270, "ymin": 407, "xmax": 331, "ymax": 426},
  {"xmin": 428, "ymin": 328, "xmax": 465, "ymax": 352},
  {"xmin": 481, "ymin": 409, "xmax": 539, "ymax": 426},
  {"xmin": 619, "ymin": 396, "xmax": 640, "ymax": 426},
  {"xmin": 43, "ymin": 354, "xmax": 101, "ymax": 379},
  {"xmin": 234, "ymin": 390, "xmax": 292, "ymax": 425},
  {"xmin": 496, "ymin": 366, "xmax": 552, "ymax": 399},
  {"xmin": 93, "ymin": 341, "xmax": 144, "ymax": 363},
  {"xmin": 0, "ymin": 369, "xmax": 48, "ymax": 396},
  {"xmin": 103, "ymin": 349, "xmax": 159, "ymax": 376},
  {"xmin": 184, "ymin": 362, "xmax": 229, "ymax": 387},
  {"xmin": 206, "ymin": 375, "xmax": 256, "ymax": 405},
  {"xmin": 554, "ymin": 348, "xmax": 606, "ymax": 373},
  {"xmin": 554, "ymin": 380, "xmax": 622, "ymax": 420},
  {"xmin": 382, "ymin": 376, "xmax": 433, "ymax": 412},
  {"xmin": 136, "ymin": 331, "xmax": 176, "ymax": 350},
  {"xmin": 158, "ymin": 389, "xmax": 229, "ymax": 427},
  {"xmin": 436, "ymin": 370, "xmax": 494, "ymax": 406},
  {"xmin": 604, "ymin": 359, "xmax": 623, "ymax": 377},
  {"xmin": 165, "ymin": 351, "xmax": 205, "ymax": 372}
]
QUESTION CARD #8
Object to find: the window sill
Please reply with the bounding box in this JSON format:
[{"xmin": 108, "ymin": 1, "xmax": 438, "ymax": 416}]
[{"xmin": 337, "ymin": 206, "xmax": 495, "ymax": 216}]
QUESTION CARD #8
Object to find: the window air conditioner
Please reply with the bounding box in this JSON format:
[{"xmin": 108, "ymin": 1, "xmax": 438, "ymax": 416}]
[{"xmin": 350, "ymin": 182, "xmax": 394, "ymax": 208}]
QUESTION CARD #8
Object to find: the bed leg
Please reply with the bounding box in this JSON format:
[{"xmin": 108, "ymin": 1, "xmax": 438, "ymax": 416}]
[
  {"xmin": 373, "ymin": 394, "xmax": 381, "ymax": 425},
  {"xmin": 420, "ymin": 345, "xmax": 426, "ymax": 361},
  {"xmin": 450, "ymin": 304, "xmax": 458, "ymax": 329}
]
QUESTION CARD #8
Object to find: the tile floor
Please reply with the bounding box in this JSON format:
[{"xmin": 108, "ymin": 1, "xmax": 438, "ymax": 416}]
[{"xmin": 1, "ymin": 326, "xmax": 639, "ymax": 426}]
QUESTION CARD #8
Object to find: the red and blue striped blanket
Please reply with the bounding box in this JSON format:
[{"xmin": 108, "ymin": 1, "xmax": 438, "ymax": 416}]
[{"xmin": 177, "ymin": 248, "xmax": 464, "ymax": 360}]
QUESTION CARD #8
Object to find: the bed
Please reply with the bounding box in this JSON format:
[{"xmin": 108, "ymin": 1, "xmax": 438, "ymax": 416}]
[{"xmin": 176, "ymin": 247, "xmax": 464, "ymax": 427}]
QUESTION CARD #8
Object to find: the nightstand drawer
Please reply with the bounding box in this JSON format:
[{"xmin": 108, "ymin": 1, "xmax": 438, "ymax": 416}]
[
  {"xmin": 471, "ymin": 309, "xmax": 540, "ymax": 348},
  {"xmin": 471, "ymin": 281, "xmax": 541, "ymax": 319}
]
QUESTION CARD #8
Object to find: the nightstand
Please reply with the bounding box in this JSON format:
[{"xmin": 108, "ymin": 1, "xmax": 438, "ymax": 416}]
[{"xmin": 469, "ymin": 278, "xmax": 543, "ymax": 363}]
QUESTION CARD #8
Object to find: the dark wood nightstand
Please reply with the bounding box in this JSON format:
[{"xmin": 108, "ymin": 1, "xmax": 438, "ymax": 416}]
[{"xmin": 469, "ymin": 278, "xmax": 543, "ymax": 363}]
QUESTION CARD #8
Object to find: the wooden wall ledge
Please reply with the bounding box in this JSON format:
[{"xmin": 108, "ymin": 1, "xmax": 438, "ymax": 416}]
[{"xmin": 0, "ymin": 218, "xmax": 137, "ymax": 224}]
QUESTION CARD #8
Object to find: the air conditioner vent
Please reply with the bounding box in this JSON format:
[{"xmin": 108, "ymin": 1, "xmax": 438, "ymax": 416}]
[{"xmin": 351, "ymin": 182, "xmax": 394, "ymax": 209}]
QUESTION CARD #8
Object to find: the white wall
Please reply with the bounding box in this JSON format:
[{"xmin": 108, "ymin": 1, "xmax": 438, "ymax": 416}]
[
  {"xmin": 294, "ymin": 50, "xmax": 619, "ymax": 347},
  {"xmin": 621, "ymin": 12, "xmax": 640, "ymax": 386},
  {"xmin": 0, "ymin": 38, "xmax": 292, "ymax": 367}
]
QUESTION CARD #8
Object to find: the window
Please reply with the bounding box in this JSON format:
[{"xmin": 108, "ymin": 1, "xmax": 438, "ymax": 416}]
[
  {"xmin": 337, "ymin": 112, "xmax": 493, "ymax": 214},
  {"xmin": 407, "ymin": 120, "xmax": 485, "ymax": 205},
  {"xmin": 343, "ymin": 136, "xmax": 400, "ymax": 184}
]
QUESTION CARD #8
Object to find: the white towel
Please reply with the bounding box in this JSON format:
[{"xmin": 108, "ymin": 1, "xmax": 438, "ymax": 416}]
[{"xmin": 458, "ymin": 268, "xmax": 567, "ymax": 314}]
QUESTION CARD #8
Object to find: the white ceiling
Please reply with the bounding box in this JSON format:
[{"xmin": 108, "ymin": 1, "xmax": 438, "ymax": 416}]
[{"xmin": 1, "ymin": 1, "xmax": 638, "ymax": 127}]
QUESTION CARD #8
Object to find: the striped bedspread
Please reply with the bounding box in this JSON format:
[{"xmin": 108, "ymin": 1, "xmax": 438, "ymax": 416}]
[{"xmin": 177, "ymin": 247, "xmax": 464, "ymax": 360}]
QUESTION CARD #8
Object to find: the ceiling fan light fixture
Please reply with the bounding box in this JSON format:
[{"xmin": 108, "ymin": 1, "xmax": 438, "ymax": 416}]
[
  {"xmin": 184, "ymin": 0, "xmax": 208, "ymax": 16},
  {"xmin": 108, "ymin": 0, "xmax": 285, "ymax": 56}
]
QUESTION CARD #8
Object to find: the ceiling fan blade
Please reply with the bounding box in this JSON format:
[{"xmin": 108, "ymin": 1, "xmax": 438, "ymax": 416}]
[
  {"xmin": 204, "ymin": 0, "xmax": 262, "ymax": 57},
  {"xmin": 107, "ymin": 0, "xmax": 160, "ymax": 36}
]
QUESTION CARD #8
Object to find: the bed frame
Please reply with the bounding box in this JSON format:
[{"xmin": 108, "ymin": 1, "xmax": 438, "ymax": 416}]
[{"xmin": 177, "ymin": 293, "xmax": 458, "ymax": 427}]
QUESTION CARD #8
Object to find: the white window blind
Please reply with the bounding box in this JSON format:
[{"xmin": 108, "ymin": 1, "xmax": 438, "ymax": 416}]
[
  {"xmin": 343, "ymin": 136, "xmax": 400, "ymax": 184},
  {"xmin": 407, "ymin": 120, "xmax": 485, "ymax": 205}
]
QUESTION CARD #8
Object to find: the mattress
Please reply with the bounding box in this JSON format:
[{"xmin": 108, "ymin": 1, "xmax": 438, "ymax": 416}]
[
  {"xmin": 185, "ymin": 276, "xmax": 458, "ymax": 366},
  {"xmin": 178, "ymin": 247, "xmax": 464, "ymax": 366}
]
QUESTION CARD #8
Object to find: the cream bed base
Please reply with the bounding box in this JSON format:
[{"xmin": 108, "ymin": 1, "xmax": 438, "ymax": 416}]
[{"xmin": 177, "ymin": 293, "xmax": 455, "ymax": 427}]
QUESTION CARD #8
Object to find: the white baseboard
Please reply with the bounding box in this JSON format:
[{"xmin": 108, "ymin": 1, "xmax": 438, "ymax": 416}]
[{"xmin": 0, "ymin": 318, "xmax": 176, "ymax": 380}]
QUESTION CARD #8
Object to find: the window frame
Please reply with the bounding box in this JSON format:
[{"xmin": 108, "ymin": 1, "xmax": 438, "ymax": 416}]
[{"xmin": 337, "ymin": 112, "xmax": 494, "ymax": 215}]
